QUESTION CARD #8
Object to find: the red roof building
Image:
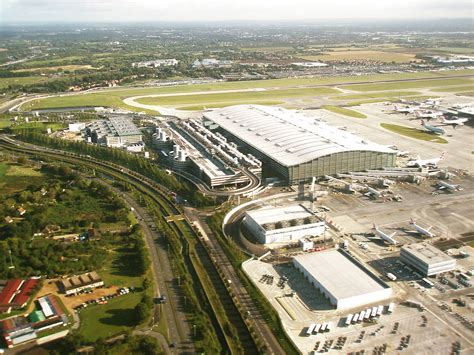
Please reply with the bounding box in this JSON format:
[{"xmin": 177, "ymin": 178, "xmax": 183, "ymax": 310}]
[{"xmin": 0, "ymin": 279, "xmax": 39, "ymax": 313}]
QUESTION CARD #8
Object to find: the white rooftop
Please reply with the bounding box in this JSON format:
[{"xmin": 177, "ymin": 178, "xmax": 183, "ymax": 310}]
[
  {"xmin": 402, "ymin": 242, "xmax": 454, "ymax": 265},
  {"xmin": 294, "ymin": 249, "xmax": 388, "ymax": 300},
  {"xmin": 247, "ymin": 205, "xmax": 313, "ymax": 225},
  {"xmin": 204, "ymin": 105, "xmax": 394, "ymax": 167}
]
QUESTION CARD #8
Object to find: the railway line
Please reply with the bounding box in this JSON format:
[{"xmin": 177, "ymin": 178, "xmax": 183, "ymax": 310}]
[{"xmin": 0, "ymin": 135, "xmax": 267, "ymax": 354}]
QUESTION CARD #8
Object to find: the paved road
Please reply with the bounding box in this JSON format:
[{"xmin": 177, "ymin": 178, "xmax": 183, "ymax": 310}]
[{"xmin": 117, "ymin": 189, "xmax": 195, "ymax": 354}]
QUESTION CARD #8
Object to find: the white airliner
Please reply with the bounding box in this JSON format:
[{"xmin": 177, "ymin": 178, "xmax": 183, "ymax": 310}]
[
  {"xmin": 440, "ymin": 116, "xmax": 468, "ymax": 128},
  {"xmin": 394, "ymin": 105, "xmax": 417, "ymax": 114},
  {"xmin": 409, "ymin": 219, "xmax": 435, "ymax": 238},
  {"xmin": 415, "ymin": 110, "xmax": 444, "ymax": 120},
  {"xmin": 372, "ymin": 224, "xmax": 398, "ymax": 245},
  {"xmin": 437, "ymin": 181, "xmax": 463, "ymax": 192},
  {"xmin": 406, "ymin": 152, "xmax": 445, "ymax": 168}
]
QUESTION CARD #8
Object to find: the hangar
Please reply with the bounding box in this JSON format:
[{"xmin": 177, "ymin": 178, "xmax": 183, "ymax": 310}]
[
  {"xmin": 293, "ymin": 249, "xmax": 392, "ymax": 309},
  {"xmin": 204, "ymin": 105, "xmax": 396, "ymax": 184}
]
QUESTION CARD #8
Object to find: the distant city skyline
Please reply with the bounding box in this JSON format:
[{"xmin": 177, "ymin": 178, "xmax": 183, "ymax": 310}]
[{"xmin": 0, "ymin": 0, "xmax": 472, "ymax": 24}]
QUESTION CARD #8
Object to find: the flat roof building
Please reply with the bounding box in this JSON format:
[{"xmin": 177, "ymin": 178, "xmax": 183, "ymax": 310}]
[
  {"xmin": 204, "ymin": 105, "xmax": 396, "ymax": 184},
  {"xmin": 293, "ymin": 249, "xmax": 392, "ymax": 309},
  {"xmin": 244, "ymin": 205, "xmax": 326, "ymax": 245},
  {"xmin": 400, "ymin": 242, "xmax": 456, "ymax": 276},
  {"xmin": 86, "ymin": 116, "xmax": 142, "ymax": 148}
]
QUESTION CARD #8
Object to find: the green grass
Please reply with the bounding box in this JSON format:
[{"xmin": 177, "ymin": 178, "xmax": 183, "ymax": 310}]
[
  {"xmin": 430, "ymin": 85, "xmax": 474, "ymax": 93},
  {"xmin": 9, "ymin": 122, "xmax": 66, "ymax": 133},
  {"xmin": 100, "ymin": 245, "xmax": 145, "ymax": 288},
  {"xmin": 341, "ymin": 78, "xmax": 473, "ymax": 92},
  {"xmin": 0, "ymin": 162, "xmax": 45, "ymax": 195},
  {"xmin": 0, "ymin": 76, "xmax": 49, "ymax": 89},
  {"xmin": 456, "ymin": 91, "xmax": 474, "ymax": 96},
  {"xmin": 428, "ymin": 47, "xmax": 474, "ymax": 54},
  {"xmin": 0, "ymin": 163, "xmax": 7, "ymax": 178},
  {"xmin": 0, "ymin": 120, "xmax": 11, "ymax": 129},
  {"xmin": 19, "ymin": 69, "xmax": 474, "ymax": 112},
  {"xmin": 78, "ymin": 292, "xmax": 142, "ymax": 341},
  {"xmin": 380, "ymin": 123, "xmax": 448, "ymax": 144},
  {"xmin": 321, "ymin": 105, "xmax": 367, "ymax": 118},
  {"xmin": 332, "ymin": 91, "xmax": 421, "ymax": 101},
  {"xmin": 136, "ymin": 87, "xmax": 338, "ymax": 107},
  {"xmin": 177, "ymin": 100, "xmax": 284, "ymax": 111}
]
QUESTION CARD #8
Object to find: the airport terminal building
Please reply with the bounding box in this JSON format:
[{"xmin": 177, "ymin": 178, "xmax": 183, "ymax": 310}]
[
  {"xmin": 204, "ymin": 105, "xmax": 396, "ymax": 184},
  {"xmin": 293, "ymin": 249, "xmax": 392, "ymax": 309}
]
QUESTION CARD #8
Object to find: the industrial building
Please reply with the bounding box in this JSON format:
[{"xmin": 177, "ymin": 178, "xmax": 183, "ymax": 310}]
[
  {"xmin": 293, "ymin": 249, "xmax": 392, "ymax": 309},
  {"xmin": 400, "ymin": 242, "xmax": 456, "ymax": 276},
  {"xmin": 58, "ymin": 272, "xmax": 104, "ymax": 295},
  {"xmin": 243, "ymin": 205, "xmax": 326, "ymax": 244},
  {"xmin": 204, "ymin": 105, "xmax": 396, "ymax": 184},
  {"xmin": 85, "ymin": 116, "xmax": 142, "ymax": 148}
]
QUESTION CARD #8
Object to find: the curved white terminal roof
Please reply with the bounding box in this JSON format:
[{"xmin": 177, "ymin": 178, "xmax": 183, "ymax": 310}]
[{"xmin": 204, "ymin": 105, "xmax": 394, "ymax": 167}]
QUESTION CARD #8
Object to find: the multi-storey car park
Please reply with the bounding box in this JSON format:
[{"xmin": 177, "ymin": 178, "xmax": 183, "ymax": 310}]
[
  {"xmin": 243, "ymin": 204, "xmax": 326, "ymax": 244},
  {"xmin": 400, "ymin": 242, "xmax": 456, "ymax": 277},
  {"xmin": 204, "ymin": 105, "xmax": 397, "ymax": 184},
  {"xmin": 85, "ymin": 116, "xmax": 143, "ymax": 148}
]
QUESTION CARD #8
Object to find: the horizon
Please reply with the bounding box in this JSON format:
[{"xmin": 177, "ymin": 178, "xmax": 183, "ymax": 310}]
[{"xmin": 0, "ymin": 0, "xmax": 471, "ymax": 24}]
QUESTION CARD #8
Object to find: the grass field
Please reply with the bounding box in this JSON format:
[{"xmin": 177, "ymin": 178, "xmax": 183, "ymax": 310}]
[
  {"xmin": 430, "ymin": 85, "xmax": 474, "ymax": 93},
  {"xmin": 331, "ymin": 91, "xmax": 421, "ymax": 101},
  {"xmin": 0, "ymin": 120, "xmax": 11, "ymax": 129},
  {"xmin": 13, "ymin": 65, "xmax": 97, "ymax": 73},
  {"xmin": 341, "ymin": 78, "xmax": 473, "ymax": 92},
  {"xmin": 100, "ymin": 246, "xmax": 146, "ymax": 289},
  {"xmin": 177, "ymin": 100, "xmax": 284, "ymax": 111},
  {"xmin": 0, "ymin": 162, "xmax": 45, "ymax": 194},
  {"xmin": 321, "ymin": 105, "xmax": 367, "ymax": 118},
  {"xmin": 136, "ymin": 87, "xmax": 338, "ymax": 106},
  {"xmin": 9, "ymin": 122, "xmax": 67, "ymax": 133},
  {"xmin": 78, "ymin": 292, "xmax": 142, "ymax": 341},
  {"xmin": 456, "ymin": 91, "xmax": 474, "ymax": 96},
  {"xmin": 381, "ymin": 123, "xmax": 448, "ymax": 144},
  {"xmin": 0, "ymin": 76, "xmax": 49, "ymax": 89},
  {"xmin": 299, "ymin": 50, "xmax": 419, "ymax": 63},
  {"xmin": 21, "ymin": 69, "xmax": 474, "ymax": 112},
  {"xmin": 428, "ymin": 47, "xmax": 474, "ymax": 54}
]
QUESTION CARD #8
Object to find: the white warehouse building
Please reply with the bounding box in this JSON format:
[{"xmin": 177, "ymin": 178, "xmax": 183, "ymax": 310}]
[
  {"xmin": 400, "ymin": 242, "xmax": 456, "ymax": 276},
  {"xmin": 293, "ymin": 249, "xmax": 392, "ymax": 310},
  {"xmin": 243, "ymin": 205, "xmax": 326, "ymax": 244}
]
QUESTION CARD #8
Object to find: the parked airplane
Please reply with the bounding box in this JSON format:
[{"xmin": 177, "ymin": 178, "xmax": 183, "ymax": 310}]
[
  {"xmin": 420, "ymin": 98, "xmax": 441, "ymax": 107},
  {"xmin": 420, "ymin": 120, "xmax": 445, "ymax": 135},
  {"xmin": 415, "ymin": 110, "xmax": 444, "ymax": 120},
  {"xmin": 437, "ymin": 181, "xmax": 463, "ymax": 192},
  {"xmin": 440, "ymin": 116, "xmax": 468, "ymax": 128},
  {"xmin": 406, "ymin": 152, "xmax": 445, "ymax": 168},
  {"xmin": 393, "ymin": 105, "xmax": 417, "ymax": 114},
  {"xmin": 364, "ymin": 186, "xmax": 384, "ymax": 199},
  {"xmin": 409, "ymin": 219, "xmax": 435, "ymax": 238},
  {"xmin": 372, "ymin": 224, "xmax": 398, "ymax": 245}
]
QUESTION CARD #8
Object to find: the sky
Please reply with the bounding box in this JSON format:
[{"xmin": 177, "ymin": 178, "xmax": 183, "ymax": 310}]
[{"xmin": 0, "ymin": 0, "xmax": 472, "ymax": 23}]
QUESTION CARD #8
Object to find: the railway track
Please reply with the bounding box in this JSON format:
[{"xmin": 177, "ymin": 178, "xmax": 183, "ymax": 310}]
[{"xmin": 0, "ymin": 135, "xmax": 263, "ymax": 354}]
